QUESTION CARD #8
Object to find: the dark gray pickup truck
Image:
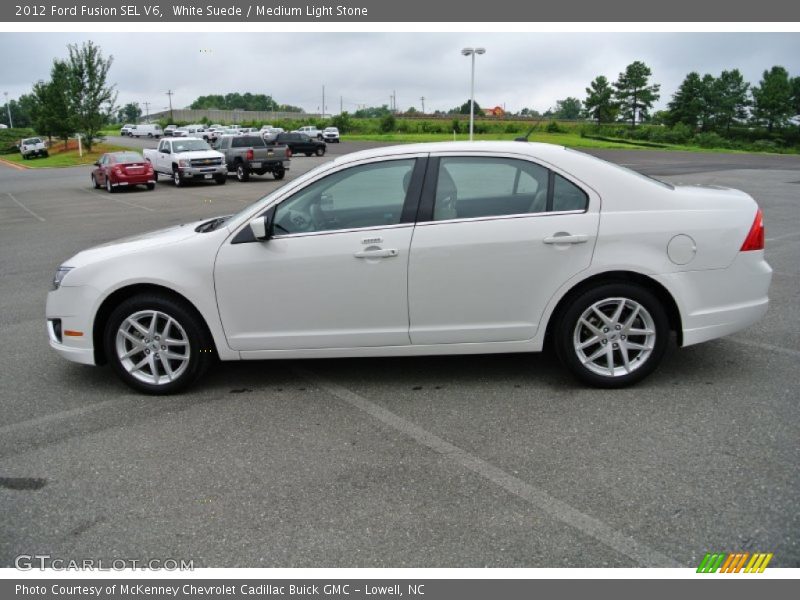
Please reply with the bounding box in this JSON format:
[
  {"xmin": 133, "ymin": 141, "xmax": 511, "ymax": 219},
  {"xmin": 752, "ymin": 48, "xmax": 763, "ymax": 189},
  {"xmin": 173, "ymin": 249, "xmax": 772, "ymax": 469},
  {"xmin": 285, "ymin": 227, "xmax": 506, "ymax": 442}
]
[{"xmin": 215, "ymin": 134, "xmax": 291, "ymax": 182}]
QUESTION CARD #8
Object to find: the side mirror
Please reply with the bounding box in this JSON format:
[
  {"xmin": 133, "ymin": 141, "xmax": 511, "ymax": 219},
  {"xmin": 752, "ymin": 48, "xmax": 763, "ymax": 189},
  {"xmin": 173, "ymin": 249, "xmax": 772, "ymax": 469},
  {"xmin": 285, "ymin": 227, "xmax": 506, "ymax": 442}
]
[
  {"xmin": 249, "ymin": 207, "xmax": 276, "ymax": 241},
  {"xmin": 94, "ymin": 161, "xmax": 100, "ymax": 166}
]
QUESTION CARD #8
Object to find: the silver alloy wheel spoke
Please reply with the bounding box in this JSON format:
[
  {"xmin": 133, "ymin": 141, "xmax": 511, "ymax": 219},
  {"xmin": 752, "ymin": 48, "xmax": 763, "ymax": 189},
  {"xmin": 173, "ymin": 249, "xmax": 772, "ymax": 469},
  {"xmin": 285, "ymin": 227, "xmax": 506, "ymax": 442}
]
[
  {"xmin": 115, "ymin": 309, "xmax": 191, "ymax": 386},
  {"xmin": 573, "ymin": 297, "xmax": 657, "ymax": 378}
]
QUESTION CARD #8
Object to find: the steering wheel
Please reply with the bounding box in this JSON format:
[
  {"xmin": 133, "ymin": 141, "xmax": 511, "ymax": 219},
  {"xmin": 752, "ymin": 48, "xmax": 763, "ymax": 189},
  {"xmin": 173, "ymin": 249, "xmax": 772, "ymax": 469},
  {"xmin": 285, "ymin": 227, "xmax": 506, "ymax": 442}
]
[{"xmin": 277, "ymin": 208, "xmax": 315, "ymax": 233}]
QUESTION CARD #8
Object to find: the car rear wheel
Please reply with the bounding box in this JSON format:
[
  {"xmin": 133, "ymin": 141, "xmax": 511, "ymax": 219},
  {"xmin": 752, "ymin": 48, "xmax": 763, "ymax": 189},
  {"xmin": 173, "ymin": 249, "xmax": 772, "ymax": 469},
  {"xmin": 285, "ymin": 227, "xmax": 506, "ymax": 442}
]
[
  {"xmin": 235, "ymin": 162, "xmax": 250, "ymax": 182},
  {"xmin": 105, "ymin": 294, "xmax": 214, "ymax": 395},
  {"xmin": 555, "ymin": 283, "xmax": 669, "ymax": 388},
  {"xmin": 273, "ymin": 167, "xmax": 286, "ymax": 180},
  {"xmin": 315, "ymin": 147, "xmax": 325, "ymax": 157},
  {"xmin": 106, "ymin": 177, "xmax": 115, "ymax": 193},
  {"xmin": 146, "ymin": 182, "xmax": 155, "ymax": 191}
]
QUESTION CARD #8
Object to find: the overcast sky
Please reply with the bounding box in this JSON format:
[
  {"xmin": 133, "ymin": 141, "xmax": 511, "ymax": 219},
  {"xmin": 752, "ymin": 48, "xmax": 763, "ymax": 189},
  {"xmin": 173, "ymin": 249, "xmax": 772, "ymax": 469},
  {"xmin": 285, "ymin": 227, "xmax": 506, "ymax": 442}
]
[{"xmin": 1, "ymin": 33, "xmax": 799, "ymax": 114}]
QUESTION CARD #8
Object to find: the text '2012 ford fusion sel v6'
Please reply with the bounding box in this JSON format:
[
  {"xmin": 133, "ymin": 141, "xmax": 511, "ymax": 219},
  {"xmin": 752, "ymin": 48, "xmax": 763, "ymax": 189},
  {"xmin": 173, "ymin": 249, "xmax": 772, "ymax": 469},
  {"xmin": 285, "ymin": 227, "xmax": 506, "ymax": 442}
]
[{"xmin": 47, "ymin": 142, "xmax": 771, "ymax": 394}]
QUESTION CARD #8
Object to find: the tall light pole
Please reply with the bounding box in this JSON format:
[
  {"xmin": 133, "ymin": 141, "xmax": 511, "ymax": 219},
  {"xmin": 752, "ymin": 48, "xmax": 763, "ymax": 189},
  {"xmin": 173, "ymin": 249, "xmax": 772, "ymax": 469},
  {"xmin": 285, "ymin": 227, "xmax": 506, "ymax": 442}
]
[
  {"xmin": 3, "ymin": 92, "xmax": 12, "ymax": 128},
  {"xmin": 461, "ymin": 47, "xmax": 485, "ymax": 141}
]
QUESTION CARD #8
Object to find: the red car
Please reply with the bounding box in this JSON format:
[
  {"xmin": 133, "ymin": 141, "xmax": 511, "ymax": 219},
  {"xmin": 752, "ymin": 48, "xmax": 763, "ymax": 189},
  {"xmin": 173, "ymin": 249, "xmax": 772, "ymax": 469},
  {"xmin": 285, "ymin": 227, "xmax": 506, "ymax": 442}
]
[{"xmin": 91, "ymin": 151, "xmax": 156, "ymax": 192}]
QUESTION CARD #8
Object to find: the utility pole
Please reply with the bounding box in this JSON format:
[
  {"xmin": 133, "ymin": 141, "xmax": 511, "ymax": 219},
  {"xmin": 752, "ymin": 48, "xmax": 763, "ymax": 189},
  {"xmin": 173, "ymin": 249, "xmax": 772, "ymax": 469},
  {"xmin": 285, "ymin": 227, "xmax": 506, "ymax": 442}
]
[
  {"xmin": 166, "ymin": 89, "xmax": 174, "ymax": 122},
  {"xmin": 393, "ymin": 90, "xmax": 397, "ymax": 113},
  {"xmin": 340, "ymin": 96, "xmax": 343, "ymax": 115},
  {"xmin": 3, "ymin": 92, "xmax": 12, "ymax": 128},
  {"xmin": 142, "ymin": 101, "xmax": 151, "ymax": 123},
  {"xmin": 420, "ymin": 96, "xmax": 425, "ymax": 114},
  {"xmin": 322, "ymin": 85, "xmax": 325, "ymax": 119}
]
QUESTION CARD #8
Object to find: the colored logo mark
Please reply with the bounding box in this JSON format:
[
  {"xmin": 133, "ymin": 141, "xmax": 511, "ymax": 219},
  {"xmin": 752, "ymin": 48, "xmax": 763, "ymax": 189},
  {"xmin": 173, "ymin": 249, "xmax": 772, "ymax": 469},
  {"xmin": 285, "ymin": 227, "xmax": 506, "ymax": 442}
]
[{"xmin": 697, "ymin": 552, "xmax": 773, "ymax": 573}]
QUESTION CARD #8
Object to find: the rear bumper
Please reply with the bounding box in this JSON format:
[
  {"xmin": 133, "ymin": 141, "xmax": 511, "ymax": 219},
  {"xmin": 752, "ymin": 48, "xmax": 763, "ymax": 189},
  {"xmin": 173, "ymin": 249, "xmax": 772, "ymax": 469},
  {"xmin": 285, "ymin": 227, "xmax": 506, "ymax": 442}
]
[
  {"xmin": 653, "ymin": 251, "xmax": 772, "ymax": 347},
  {"xmin": 110, "ymin": 174, "xmax": 155, "ymax": 186}
]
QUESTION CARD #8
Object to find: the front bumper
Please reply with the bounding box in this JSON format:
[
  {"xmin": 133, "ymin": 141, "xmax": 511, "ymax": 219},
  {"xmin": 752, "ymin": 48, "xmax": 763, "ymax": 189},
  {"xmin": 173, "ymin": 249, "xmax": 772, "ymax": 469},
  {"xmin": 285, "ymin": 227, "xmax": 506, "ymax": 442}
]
[
  {"xmin": 46, "ymin": 285, "xmax": 99, "ymax": 366},
  {"xmin": 179, "ymin": 165, "xmax": 227, "ymax": 178}
]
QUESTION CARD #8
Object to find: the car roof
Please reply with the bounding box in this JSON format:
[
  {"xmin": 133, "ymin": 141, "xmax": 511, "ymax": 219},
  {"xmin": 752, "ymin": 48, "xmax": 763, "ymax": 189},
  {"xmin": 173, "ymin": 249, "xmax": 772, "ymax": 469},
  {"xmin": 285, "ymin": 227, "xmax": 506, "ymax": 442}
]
[{"xmin": 331, "ymin": 141, "xmax": 568, "ymax": 165}]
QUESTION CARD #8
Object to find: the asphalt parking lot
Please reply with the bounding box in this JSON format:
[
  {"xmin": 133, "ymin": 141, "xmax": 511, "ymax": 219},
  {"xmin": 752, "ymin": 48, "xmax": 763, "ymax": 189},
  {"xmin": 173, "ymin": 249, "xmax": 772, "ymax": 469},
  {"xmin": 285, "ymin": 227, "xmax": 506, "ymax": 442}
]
[{"xmin": 0, "ymin": 140, "xmax": 798, "ymax": 568}]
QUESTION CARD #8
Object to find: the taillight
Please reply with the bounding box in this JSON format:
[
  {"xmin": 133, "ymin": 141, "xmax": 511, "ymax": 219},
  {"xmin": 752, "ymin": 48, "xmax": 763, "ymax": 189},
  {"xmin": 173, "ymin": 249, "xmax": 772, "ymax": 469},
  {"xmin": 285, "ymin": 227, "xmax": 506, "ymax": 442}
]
[
  {"xmin": 113, "ymin": 166, "xmax": 123, "ymax": 175},
  {"xmin": 740, "ymin": 208, "xmax": 765, "ymax": 251},
  {"xmin": 246, "ymin": 148, "xmax": 254, "ymax": 161},
  {"xmin": 286, "ymin": 147, "xmax": 292, "ymax": 158}
]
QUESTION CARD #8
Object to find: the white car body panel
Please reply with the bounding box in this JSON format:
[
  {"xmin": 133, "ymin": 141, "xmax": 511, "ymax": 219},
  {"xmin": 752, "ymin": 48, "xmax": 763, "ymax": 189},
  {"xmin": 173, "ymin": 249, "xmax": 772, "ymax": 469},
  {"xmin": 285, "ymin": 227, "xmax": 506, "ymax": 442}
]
[{"xmin": 45, "ymin": 141, "xmax": 771, "ymax": 376}]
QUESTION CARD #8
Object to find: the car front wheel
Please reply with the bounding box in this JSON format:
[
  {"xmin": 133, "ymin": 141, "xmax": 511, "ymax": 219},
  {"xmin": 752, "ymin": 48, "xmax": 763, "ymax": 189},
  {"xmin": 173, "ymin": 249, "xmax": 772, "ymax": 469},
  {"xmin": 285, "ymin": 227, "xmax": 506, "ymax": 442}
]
[
  {"xmin": 173, "ymin": 169, "xmax": 183, "ymax": 187},
  {"xmin": 555, "ymin": 283, "xmax": 669, "ymax": 388},
  {"xmin": 105, "ymin": 294, "xmax": 214, "ymax": 394},
  {"xmin": 315, "ymin": 147, "xmax": 325, "ymax": 156}
]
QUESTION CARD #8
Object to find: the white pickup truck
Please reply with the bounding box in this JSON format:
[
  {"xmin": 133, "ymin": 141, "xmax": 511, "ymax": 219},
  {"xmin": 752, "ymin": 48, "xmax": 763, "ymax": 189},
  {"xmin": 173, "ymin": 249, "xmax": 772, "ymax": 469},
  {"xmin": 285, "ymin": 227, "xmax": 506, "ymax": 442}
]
[
  {"xmin": 143, "ymin": 137, "xmax": 227, "ymax": 187},
  {"xmin": 293, "ymin": 126, "xmax": 323, "ymax": 140}
]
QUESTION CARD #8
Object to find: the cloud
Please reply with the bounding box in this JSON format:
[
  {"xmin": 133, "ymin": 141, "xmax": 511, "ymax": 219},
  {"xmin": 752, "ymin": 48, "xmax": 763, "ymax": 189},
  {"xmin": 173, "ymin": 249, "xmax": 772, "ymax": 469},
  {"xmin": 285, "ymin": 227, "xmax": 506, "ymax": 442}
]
[{"xmin": 1, "ymin": 32, "xmax": 798, "ymax": 114}]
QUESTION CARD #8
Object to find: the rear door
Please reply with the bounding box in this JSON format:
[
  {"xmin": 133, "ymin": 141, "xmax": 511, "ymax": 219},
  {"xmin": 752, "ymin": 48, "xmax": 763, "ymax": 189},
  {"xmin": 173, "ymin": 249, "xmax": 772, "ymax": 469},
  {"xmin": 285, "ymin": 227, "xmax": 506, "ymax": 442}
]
[{"xmin": 408, "ymin": 153, "xmax": 600, "ymax": 345}]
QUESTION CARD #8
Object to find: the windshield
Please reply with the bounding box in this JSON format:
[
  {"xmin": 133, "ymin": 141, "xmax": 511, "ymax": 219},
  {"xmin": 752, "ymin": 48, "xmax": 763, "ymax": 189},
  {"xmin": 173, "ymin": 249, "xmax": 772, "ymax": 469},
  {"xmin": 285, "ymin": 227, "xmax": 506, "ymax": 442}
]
[
  {"xmin": 23, "ymin": 138, "xmax": 42, "ymax": 144},
  {"xmin": 172, "ymin": 140, "xmax": 211, "ymax": 152},
  {"xmin": 114, "ymin": 152, "xmax": 145, "ymax": 163}
]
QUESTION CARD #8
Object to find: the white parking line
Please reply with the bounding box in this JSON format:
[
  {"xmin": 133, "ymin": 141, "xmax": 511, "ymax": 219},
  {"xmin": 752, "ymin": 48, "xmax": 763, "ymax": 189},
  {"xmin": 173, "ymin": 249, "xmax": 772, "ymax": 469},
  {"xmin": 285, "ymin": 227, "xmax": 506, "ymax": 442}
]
[
  {"xmin": 5, "ymin": 192, "xmax": 45, "ymax": 222},
  {"xmin": 297, "ymin": 368, "xmax": 681, "ymax": 568},
  {"xmin": 0, "ymin": 399, "xmax": 119, "ymax": 436},
  {"xmin": 85, "ymin": 189, "xmax": 156, "ymax": 212},
  {"xmin": 728, "ymin": 337, "xmax": 800, "ymax": 358},
  {"xmin": 766, "ymin": 231, "xmax": 800, "ymax": 242}
]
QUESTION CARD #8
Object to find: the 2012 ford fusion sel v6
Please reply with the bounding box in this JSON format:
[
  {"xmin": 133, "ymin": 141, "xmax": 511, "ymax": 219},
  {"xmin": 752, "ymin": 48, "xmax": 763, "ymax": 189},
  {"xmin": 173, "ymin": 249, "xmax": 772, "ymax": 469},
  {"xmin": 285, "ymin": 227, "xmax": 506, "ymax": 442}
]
[{"xmin": 46, "ymin": 142, "xmax": 771, "ymax": 394}]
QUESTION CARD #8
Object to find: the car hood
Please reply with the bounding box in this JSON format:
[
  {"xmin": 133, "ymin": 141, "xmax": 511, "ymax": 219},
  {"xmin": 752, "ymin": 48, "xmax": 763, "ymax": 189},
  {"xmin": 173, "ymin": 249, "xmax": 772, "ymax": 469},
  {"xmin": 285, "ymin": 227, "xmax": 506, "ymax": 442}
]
[{"xmin": 64, "ymin": 219, "xmax": 211, "ymax": 269}]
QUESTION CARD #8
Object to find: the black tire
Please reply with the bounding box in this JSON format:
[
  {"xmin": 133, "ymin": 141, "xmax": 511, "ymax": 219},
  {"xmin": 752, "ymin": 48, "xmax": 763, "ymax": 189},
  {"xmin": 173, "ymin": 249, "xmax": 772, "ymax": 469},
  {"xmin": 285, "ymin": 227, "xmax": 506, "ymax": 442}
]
[
  {"xmin": 554, "ymin": 283, "xmax": 669, "ymax": 388},
  {"xmin": 92, "ymin": 175, "xmax": 101, "ymax": 189},
  {"xmin": 172, "ymin": 168, "xmax": 183, "ymax": 187},
  {"xmin": 146, "ymin": 182, "xmax": 155, "ymax": 190},
  {"xmin": 315, "ymin": 147, "xmax": 325, "ymax": 157},
  {"xmin": 235, "ymin": 162, "xmax": 250, "ymax": 182},
  {"xmin": 106, "ymin": 177, "xmax": 115, "ymax": 193},
  {"xmin": 273, "ymin": 167, "xmax": 286, "ymax": 180},
  {"xmin": 104, "ymin": 293, "xmax": 214, "ymax": 395},
  {"xmin": 214, "ymin": 174, "xmax": 227, "ymax": 185},
  {"xmin": 42, "ymin": 151, "xmax": 49, "ymax": 158},
  {"xmin": 304, "ymin": 152, "xmax": 312, "ymax": 157}
]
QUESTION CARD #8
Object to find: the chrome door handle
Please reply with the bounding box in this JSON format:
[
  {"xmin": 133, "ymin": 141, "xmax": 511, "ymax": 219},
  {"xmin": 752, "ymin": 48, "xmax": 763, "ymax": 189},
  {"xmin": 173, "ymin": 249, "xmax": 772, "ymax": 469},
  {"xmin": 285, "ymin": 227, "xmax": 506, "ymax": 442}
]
[
  {"xmin": 354, "ymin": 248, "xmax": 399, "ymax": 258},
  {"xmin": 543, "ymin": 234, "xmax": 589, "ymax": 245}
]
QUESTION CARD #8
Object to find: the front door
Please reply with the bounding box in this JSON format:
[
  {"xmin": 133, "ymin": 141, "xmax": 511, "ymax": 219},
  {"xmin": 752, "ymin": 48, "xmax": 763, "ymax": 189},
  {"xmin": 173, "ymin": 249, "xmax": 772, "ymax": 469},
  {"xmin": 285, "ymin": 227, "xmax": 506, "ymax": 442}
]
[{"xmin": 215, "ymin": 157, "xmax": 425, "ymax": 351}]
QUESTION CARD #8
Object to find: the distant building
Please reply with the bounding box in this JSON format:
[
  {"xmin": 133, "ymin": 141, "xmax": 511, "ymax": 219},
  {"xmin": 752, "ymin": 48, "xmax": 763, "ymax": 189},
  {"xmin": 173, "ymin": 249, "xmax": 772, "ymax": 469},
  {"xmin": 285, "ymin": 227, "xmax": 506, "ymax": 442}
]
[{"xmin": 482, "ymin": 106, "xmax": 505, "ymax": 117}]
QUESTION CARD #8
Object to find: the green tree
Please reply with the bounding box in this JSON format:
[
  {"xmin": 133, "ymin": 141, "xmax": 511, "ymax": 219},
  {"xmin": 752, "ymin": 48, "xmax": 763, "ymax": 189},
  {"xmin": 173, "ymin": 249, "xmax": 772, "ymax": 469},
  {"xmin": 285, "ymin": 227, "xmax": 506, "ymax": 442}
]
[
  {"xmin": 353, "ymin": 105, "xmax": 391, "ymax": 118},
  {"xmin": 583, "ymin": 76, "xmax": 618, "ymax": 123},
  {"xmin": 119, "ymin": 102, "xmax": 142, "ymax": 124},
  {"xmin": 454, "ymin": 100, "xmax": 481, "ymax": 115},
  {"xmin": 330, "ymin": 111, "xmax": 352, "ymax": 133},
  {"xmin": 714, "ymin": 69, "xmax": 750, "ymax": 132},
  {"xmin": 613, "ymin": 61, "xmax": 661, "ymax": 127},
  {"xmin": 666, "ymin": 72, "xmax": 705, "ymax": 129},
  {"xmin": 751, "ymin": 66, "xmax": 794, "ymax": 132},
  {"xmin": 31, "ymin": 60, "xmax": 74, "ymax": 147},
  {"xmin": 790, "ymin": 75, "xmax": 800, "ymax": 116},
  {"xmin": 554, "ymin": 96, "xmax": 582, "ymax": 120},
  {"xmin": 65, "ymin": 40, "xmax": 117, "ymax": 150}
]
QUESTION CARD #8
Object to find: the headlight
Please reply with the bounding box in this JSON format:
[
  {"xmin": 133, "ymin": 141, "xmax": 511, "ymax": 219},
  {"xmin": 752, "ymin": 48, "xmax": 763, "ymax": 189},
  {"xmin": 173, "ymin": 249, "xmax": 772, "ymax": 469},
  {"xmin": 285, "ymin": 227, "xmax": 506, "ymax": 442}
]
[
  {"xmin": 178, "ymin": 159, "xmax": 189, "ymax": 167},
  {"xmin": 52, "ymin": 266, "xmax": 74, "ymax": 290}
]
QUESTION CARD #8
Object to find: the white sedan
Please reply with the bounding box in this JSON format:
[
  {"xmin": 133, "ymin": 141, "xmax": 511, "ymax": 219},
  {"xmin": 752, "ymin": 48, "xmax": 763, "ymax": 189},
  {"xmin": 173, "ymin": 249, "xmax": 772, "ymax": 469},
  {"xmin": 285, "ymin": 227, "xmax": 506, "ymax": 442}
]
[{"xmin": 46, "ymin": 142, "xmax": 771, "ymax": 394}]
